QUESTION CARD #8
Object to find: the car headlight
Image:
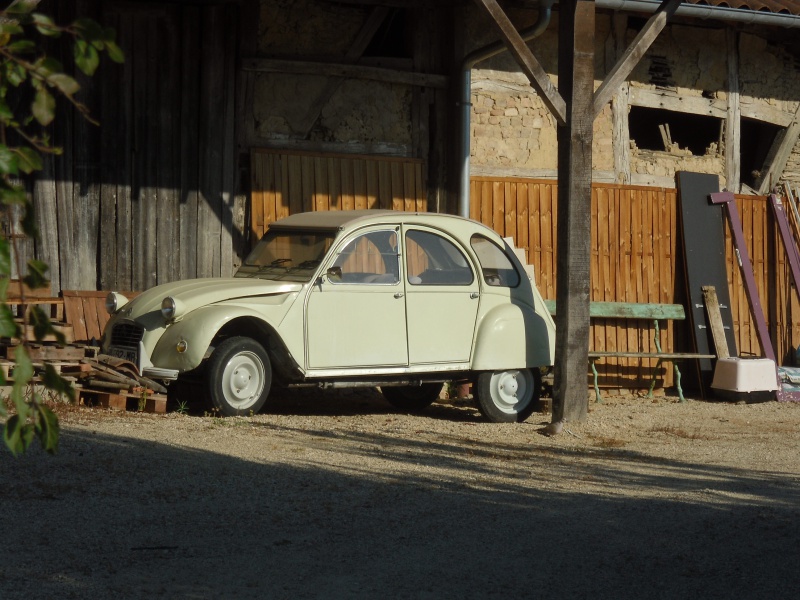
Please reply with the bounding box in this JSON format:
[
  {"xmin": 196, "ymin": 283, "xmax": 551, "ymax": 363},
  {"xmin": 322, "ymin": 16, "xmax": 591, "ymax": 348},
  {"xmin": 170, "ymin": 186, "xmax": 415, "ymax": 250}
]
[
  {"xmin": 161, "ymin": 296, "xmax": 184, "ymax": 320},
  {"xmin": 105, "ymin": 292, "xmax": 129, "ymax": 315}
]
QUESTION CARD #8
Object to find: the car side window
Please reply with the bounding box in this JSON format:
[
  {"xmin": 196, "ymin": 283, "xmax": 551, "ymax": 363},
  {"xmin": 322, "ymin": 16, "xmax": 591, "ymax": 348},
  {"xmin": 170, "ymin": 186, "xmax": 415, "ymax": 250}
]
[
  {"xmin": 328, "ymin": 230, "xmax": 399, "ymax": 284},
  {"xmin": 470, "ymin": 235, "xmax": 521, "ymax": 287},
  {"xmin": 405, "ymin": 229, "xmax": 474, "ymax": 286}
]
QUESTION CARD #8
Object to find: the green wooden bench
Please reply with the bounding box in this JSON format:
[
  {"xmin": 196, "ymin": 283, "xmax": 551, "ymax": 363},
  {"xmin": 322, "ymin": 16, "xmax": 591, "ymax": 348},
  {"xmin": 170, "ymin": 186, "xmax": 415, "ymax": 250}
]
[{"xmin": 543, "ymin": 300, "xmax": 715, "ymax": 402}]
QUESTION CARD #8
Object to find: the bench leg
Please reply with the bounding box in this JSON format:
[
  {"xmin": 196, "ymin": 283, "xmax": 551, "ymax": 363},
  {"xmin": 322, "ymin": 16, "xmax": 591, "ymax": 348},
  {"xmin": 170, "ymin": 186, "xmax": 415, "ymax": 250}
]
[
  {"xmin": 674, "ymin": 363, "xmax": 686, "ymax": 403},
  {"xmin": 647, "ymin": 358, "xmax": 664, "ymax": 398},
  {"xmin": 591, "ymin": 359, "xmax": 602, "ymax": 403}
]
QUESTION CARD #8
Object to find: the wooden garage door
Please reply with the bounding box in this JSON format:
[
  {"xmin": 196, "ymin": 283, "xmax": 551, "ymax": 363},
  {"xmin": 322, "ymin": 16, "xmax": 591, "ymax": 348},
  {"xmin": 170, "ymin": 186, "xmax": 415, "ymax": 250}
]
[{"xmin": 250, "ymin": 149, "xmax": 426, "ymax": 243}]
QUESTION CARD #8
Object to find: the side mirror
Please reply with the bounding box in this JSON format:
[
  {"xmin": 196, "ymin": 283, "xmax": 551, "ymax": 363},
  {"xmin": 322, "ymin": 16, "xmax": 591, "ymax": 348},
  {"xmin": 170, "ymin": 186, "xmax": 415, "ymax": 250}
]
[{"xmin": 326, "ymin": 266, "xmax": 342, "ymax": 281}]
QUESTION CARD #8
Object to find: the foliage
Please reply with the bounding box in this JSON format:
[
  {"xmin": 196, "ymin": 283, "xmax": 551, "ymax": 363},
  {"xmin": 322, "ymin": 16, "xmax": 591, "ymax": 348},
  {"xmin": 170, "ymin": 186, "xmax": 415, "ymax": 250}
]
[{"xmin": 0, "ymin": 0, "xmax": 123, "ymax": 455}]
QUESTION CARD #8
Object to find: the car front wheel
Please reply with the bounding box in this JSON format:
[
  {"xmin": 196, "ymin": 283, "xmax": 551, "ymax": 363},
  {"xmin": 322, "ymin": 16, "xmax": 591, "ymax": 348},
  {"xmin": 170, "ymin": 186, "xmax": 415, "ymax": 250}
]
[
  {"xmin": 475, "ymin": 368, "xmax": 540, "ymax": 423},
  {"xmin": 207, "ymin": 337, "xmax": 272, "ymax": 416}
]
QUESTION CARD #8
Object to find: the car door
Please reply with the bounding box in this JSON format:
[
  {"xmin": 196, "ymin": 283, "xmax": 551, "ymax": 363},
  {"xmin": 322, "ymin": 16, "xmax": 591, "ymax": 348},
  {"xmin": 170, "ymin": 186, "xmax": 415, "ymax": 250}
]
[
  {"xmin": 306, "ymin": 227, "xmax": 408, "ymax": 370},
  {"xmin": 402, "ymin": 226, "xmax": 480, "ymax": 365}
]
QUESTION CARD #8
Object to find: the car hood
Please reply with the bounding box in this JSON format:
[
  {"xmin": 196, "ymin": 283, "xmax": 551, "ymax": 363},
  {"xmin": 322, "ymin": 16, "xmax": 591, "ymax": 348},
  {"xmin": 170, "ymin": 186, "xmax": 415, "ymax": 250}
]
[{"xmin": 116, "ymin": 277, "xmax": 303, "ymax": 320}]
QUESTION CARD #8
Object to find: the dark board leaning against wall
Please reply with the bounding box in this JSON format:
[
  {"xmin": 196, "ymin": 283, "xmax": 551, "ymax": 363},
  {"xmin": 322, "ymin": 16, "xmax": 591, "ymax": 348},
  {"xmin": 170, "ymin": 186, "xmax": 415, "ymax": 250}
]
[
  {"xmin": 677, "ymin": 171, "xmax": 738, "ymax": 394},
  {"xmin": 32, "ymin": 0, "xmax": 243, "ymax": 293}
]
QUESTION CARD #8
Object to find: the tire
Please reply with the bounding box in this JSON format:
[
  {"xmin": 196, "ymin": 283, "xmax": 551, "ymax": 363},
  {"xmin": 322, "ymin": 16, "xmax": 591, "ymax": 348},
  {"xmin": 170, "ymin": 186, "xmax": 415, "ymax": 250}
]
[
  {"xmin": 381, "ymin": 383, "xmax": 442, "ymax": 412},
  {"xmin": 475, "ymin": 368, "xmax": 541, "ymax": 423},
  {"xmin": 206, "ymin": 337, "xmax": 272, "ymax": 416}
]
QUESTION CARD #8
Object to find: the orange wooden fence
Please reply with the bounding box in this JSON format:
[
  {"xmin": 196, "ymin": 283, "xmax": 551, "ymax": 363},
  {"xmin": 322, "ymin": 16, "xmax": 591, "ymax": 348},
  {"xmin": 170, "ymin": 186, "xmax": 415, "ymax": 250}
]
[
  {"xmin": 470, "ymin": 177, "xmax": 800, "ymax": 389},
  {"xmin": 249, "ymin": 154, "xmax": 800, "ymax": 391},
  {"xmin": 250, "ymin": 148, "xmax": 426, "ymax": 243}
]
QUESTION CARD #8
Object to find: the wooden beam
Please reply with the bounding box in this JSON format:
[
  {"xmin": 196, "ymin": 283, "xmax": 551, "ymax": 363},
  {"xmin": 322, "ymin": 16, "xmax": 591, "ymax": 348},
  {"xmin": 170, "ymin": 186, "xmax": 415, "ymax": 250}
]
[
  {"xmin": 593, "ymin": 0, "xmax": 682, "ymax": 117},
  {"xmin": 471, "ymin": 0, "xmax": 566, "ymax": 125},
  {"xmin": 297, "ymin": 6, "xmax": 390, "ymax": 138},
  {"xmin": 725, "ymin": 28, "xmax": 741, "ymax": 193},
  {"xmin": 553, "ymin": 0, "xmax": 595, "ymax": 423},
  {"xmin": 610, "ymin": 14, "xmax": 631, "ymax": 184},
  {"xmin": 755, "ymin": 121, "xmax": 800, "ymax": 194},
  {"xmin": 755, "ymin": 104, "xmax": 800, "ymax": 194},
  {"xmin": 629, "ymin": 87, "xmax": 727, "ymax": 119},
  {"xmin": 630, "ymin": 86, "xmax": 794, "ymax": 127},
  {"xmin": 242, "ymin": 57, "xmax": 449, "ymax": 89}
]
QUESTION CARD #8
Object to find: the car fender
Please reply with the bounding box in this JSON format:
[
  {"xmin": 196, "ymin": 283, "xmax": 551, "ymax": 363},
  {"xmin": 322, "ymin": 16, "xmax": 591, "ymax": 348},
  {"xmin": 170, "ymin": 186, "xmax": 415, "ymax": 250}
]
[
  {"xmin": 472, "ymin": 302, "xmax": 555, "ymax": 370},
  {"xmin": 149, "ymin": 305, "xmax": 276, "ymax": 373}
]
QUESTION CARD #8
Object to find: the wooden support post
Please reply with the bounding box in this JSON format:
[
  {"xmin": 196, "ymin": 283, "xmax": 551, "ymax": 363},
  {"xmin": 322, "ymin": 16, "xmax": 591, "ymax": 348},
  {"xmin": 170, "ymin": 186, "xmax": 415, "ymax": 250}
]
[
  {"xmin": 725, "ymin": 28, "xmax": 741, "ymax": 193},
  {"xmin": 553, "ymin": 0, "xmax": 595, "ymax": 423}
]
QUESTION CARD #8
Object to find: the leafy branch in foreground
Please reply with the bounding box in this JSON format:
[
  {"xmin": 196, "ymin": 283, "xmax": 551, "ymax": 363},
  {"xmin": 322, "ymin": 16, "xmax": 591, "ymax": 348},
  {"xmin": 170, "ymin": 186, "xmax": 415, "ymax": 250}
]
[{"xmin": 0, "ymin": 0, "xmax": 123, "ymax": 455}]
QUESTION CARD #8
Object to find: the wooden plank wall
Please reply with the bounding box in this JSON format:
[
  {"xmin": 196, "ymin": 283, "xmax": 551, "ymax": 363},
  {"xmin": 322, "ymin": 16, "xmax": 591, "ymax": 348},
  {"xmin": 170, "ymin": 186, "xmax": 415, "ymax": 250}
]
[
  {"xmin": 250, "ymin": 149, "xmax": 426, "ymax": 243},
  {"xmin": 28, "ymin": 0, "xmax": 242, "ymax": 294},
  {"xmin": 470, "ymin": 177, "xmax": 800, "ymax": 390}
]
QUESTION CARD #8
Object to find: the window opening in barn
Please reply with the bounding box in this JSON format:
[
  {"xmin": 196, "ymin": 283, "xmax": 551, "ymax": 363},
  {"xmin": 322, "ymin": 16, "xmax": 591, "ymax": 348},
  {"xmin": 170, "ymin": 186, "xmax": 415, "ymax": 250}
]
[
  {"xmin": 629, "ymin": 105, "xmax": 722, "ymax": 156},
  {"xmin": 739, "ymin": 117, "xmax": 782, "ymax": 189},
  {"xmin": 363, "ymin": 8, "xmax": 410, "ymax": 59}
]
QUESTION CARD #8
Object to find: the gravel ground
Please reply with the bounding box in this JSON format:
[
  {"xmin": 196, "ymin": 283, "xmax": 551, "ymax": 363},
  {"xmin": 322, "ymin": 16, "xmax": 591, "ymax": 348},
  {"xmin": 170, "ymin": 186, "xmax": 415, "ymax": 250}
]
[{"xmin": 2, "ymin": 388, "xmax": 799, "ymax": 599}]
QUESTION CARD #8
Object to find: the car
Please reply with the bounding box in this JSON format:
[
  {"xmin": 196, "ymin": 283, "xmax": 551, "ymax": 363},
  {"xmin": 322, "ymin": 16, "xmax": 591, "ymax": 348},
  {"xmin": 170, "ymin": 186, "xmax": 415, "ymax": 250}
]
[{"xmin": 101, "ymin": 210, "xmax": 555, "ymax": 422}]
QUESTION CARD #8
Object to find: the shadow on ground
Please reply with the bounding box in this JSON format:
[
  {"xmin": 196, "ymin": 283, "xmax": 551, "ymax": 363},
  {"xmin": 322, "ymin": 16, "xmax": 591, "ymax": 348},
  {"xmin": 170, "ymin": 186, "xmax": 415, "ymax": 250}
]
[{"xmin": 1, "ymin": 408, "xmax": 798, "ymax": 599}]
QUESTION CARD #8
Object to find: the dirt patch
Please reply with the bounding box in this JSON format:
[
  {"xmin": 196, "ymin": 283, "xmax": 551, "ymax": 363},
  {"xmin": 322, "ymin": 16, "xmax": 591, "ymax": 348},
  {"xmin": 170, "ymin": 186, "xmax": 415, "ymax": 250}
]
[{"xmin": 2, "ymin": 390, "xmax": 799, "ymax": 599}]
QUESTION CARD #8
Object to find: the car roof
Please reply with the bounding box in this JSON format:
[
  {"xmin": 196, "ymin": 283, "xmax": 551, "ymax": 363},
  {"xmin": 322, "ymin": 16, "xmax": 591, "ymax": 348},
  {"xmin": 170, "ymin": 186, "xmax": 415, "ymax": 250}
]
[
  {"xmin": 268, "ymin": 209, "xmax": 480, "ymax": 233},
  {"xmin": 269, "ymin": 209, "xmax": 397, "ymax": 231}
]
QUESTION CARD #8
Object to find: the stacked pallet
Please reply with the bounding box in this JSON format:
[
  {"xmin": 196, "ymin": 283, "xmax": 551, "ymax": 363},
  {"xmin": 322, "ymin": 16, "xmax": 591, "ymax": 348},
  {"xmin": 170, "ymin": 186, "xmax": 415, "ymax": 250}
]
[{"xmin": 0, "ymin": 344, "xmax": 168, "ymax": 414}]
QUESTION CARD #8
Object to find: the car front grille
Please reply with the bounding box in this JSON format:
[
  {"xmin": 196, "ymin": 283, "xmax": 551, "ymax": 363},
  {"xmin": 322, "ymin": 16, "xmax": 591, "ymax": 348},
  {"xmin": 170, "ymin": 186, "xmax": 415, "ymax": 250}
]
[{"xmin": 110, "ymin": 322, "xmax": 145, "ymax": 348}]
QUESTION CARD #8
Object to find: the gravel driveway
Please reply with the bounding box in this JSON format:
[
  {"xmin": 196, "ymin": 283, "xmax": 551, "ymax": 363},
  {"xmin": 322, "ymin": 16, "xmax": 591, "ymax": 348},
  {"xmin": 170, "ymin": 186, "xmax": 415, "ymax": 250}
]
[{"xmin": 2, "ymin": 389, "xmax": 799, "ymax": 599}]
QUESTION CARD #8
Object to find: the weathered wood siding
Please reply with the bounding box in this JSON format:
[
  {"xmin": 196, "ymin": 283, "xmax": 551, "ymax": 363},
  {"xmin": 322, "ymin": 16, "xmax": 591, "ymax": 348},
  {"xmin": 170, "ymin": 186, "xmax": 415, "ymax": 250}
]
[
  {"xmin": 250, "ymin": 149, "xmax": 426, "ymax": 243},
  {"xmin": 29, "ymin": 0, "xmax": 242, "ymax": 293},
  {"xmin": 470, "ymin": 177, "xmax": 800, "ymax": 389}
]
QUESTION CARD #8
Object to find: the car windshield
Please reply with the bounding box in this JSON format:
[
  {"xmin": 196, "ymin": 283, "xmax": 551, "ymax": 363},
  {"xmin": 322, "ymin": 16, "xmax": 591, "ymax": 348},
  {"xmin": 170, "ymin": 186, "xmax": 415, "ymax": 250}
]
[{"xmin": 235, "ymin": 229, "xmax": 337, "ymax": 282}]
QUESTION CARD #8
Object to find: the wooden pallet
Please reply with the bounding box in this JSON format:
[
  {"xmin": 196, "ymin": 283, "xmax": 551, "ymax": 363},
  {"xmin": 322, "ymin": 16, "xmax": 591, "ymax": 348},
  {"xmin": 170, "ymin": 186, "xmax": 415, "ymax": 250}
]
[{"xmin": 78, "ymin": 388, "xmax": 167, "ymax": 414}]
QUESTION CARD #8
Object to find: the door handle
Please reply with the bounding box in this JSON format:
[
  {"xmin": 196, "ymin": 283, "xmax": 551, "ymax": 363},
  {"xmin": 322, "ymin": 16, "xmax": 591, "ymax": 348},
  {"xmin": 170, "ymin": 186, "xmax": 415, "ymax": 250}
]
[
  {"xmin": 394, "ymin": 292, "xmax": 404, "ymax": 299},
  {"xmin": 470, "ymin": 292, "xmax": 479, "ymax": 299}
]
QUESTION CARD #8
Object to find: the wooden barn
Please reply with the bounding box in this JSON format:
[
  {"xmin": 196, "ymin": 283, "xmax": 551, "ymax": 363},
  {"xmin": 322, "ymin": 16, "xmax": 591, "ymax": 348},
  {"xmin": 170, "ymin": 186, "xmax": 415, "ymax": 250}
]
[{"xmin": 8, "ymin": 0, "xmax": 800, "ymax": 398}]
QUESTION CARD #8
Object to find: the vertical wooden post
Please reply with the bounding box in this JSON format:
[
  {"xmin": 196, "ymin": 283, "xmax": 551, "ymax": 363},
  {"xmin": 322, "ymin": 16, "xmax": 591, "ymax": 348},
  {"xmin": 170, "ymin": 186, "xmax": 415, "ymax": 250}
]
[
  {"xmin": 553, "ymin": 0, "xmax": 595, "ymax": 422},
  {"xmin": 725, "ymin": 28, "xmax": 741, "ymax": 193}
]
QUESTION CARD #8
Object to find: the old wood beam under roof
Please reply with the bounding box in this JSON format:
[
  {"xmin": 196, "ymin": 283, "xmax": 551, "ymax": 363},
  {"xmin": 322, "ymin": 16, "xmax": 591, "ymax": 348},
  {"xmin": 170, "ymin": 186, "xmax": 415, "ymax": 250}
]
[{"xmin": 593, "ymin": 0, "xmax": 682, "ymax": 117}]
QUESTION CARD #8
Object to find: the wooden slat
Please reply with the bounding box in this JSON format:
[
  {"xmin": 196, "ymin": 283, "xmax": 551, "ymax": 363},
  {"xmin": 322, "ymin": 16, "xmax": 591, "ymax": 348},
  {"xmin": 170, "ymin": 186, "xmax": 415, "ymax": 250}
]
[{"xmin": 543, "ymin": 300, "xmax": 685, "ymax": 320}]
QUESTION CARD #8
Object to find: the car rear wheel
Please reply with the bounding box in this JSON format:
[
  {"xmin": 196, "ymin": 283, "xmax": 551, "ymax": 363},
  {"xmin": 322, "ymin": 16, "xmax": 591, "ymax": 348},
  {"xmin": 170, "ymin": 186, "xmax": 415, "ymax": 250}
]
[
  {"xmin": 207, "ymin": 337, "xmax": 272, "ymax": 416},
  {"xmin": 475, "ymin": 368, "xmax": 540, "ymax": 423},
  {"xmin": 381, "ymin": 383, "xmax": 442, "ymax": 412}
]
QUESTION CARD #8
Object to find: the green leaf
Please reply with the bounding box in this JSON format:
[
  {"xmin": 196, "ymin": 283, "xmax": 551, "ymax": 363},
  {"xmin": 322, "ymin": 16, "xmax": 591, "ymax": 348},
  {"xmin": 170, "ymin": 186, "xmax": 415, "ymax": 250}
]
[
  {"xmin": 23, "ymin": 259, "xmax": 49, "ymax": 289},
  {"xmin": 15, "ymin": 147, "xmax": 42, "ymax": 174},
  {"xmin": 73, "ymin": 18, "xmax": 104, "ymax": 42},
  {"xmin": 47, "ymin": 73, "xmax": 80, "ymax": 96},
  {"xmin": 0, "ymin": 304, "xmax": 19, "ymax": 338},
  {"xmin": 7, "ymin": 39, "xmax": 35, "ymax": 53},
  {"xmin": 105, "ymin": 40, "xmax": 125, "ymax": 64},
  {"xmin": 6, "ymin": 0, "xmax": 38, "ymax": 15},
  {"xmin": 0, "ymin": 23, "xmax": 24, "ymax": 36},
  {"xmin": 42, "ymin": 363, "xmax": 75, "ymax": 403},
  {"xmin": 0, "ymin": 98, "xmax": 14, "ymax": 121},
  {"xmin": 20, "ymin": 202, "xmax": 38, "ymax": 238},
  {"xmin": 3, "ymin": 414, "xmax": 31, "ymax": 456},
  {"xmin": 31, "ymin": 13, "xmax": 60, "ymax": 37},
  {"xmin": 32, "ymin": 87, "xmax": 55, "ymax": 125},
  {"xmin": 0, "ymin": 145, "xmax": 20, "ymax": 175},
  {"xmin": 0, "ymin": 184, "xmax": 27, "ymax": 206},
  {"xmin": 28, "ymin": 305, "xmax": 65, "ymax": 345},
  {"xmin": 11, "ymin": 346, "xmax": 33, "ymax": 417},
  {"xmin": 0, "ymin": 236, "xmax": 10, "ymax": 276},
  {"xmin": 74, "ymin": 39, "xmax": 100, "ymax": 76},
  {"xmin": 36, "ymin": 405, "xmax": 59, "ymax": 454},
  {"xmin": 6, "ymin": 63, "xmax": 27, "ymax": 86}
]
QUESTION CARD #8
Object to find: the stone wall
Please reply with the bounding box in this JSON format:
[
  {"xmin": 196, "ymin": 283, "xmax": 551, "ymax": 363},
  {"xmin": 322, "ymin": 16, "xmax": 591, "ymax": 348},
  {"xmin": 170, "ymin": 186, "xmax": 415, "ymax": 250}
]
[
  {"xmin": 466, "ymin": 9, "xmax": 800, "ymax": 191},
  {"xmin": 252, "ymin": 0, "xmax": 412, "ymax": 149}
]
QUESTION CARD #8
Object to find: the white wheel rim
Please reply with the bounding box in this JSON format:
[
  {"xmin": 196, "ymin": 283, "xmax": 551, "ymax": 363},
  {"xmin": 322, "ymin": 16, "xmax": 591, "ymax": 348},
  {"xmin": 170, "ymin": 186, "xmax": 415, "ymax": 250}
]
[
  {"xmin": 221, "ymin": 351, "xmax": 265, "ymax": 410},
  {"xmin": 489, "ymin": 369, "xmax": 534, "ymax": 414}
]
